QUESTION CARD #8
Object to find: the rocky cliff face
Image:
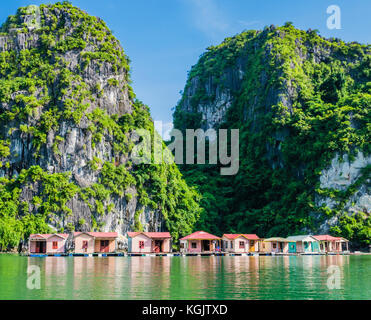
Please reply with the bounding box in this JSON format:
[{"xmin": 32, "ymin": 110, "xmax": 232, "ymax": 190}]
[
  {"xmin": 173, "ymin": 24, "xmax": 370, "ymax": 247},
  {"xmin": 0, "ymin": 3, "xmax": 201, "ymax": 250}
]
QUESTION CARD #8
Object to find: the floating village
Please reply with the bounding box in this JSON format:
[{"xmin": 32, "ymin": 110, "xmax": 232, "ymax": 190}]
[{"xmin": 26, "ymin": 230, "xmax": 351, "ymax": 257}]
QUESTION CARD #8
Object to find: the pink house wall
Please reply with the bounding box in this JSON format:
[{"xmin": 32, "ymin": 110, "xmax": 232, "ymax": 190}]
[
  {"xmin": 29, "ymin": 236, "xmax": 66, "ymax": 254},
  {"xmin": 187, "ymin": 240, "xmax": 201, "ymax": 253},
  {"xmin": 74, "ymin": 234, "xmax": 95, "ymax": 254},
  {"xmin": 131, "ymin": 234, "xmax": 152, "ymax": 253},
  {"xmin": 130, "ymin": 234, "xmax": 171, "ymax": 253},
  {"xmin": 29, "ymin": 241, "xmax": 38, "ymax": 253},
  {"xmin": 46, "ymin": 235, "xmax": 66, "ymax": 253}
]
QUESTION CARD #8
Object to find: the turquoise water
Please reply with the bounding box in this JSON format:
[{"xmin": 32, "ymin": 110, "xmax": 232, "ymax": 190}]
[{"xmin": 0, "ymin": 254, "xmax": 370, "ymax": 299}]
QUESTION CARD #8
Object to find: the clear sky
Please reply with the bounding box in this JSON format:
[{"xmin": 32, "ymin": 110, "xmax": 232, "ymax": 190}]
[{"xmin": 1, "ymin": 0, "xmax": 370, "ymax": 138}]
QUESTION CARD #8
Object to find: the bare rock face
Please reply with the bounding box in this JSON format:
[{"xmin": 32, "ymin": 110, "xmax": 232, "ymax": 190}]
[
  {"xmin": 315, "ymin": 151, "xmax": 371, "ymax": 233},
  {"xmin": 0, "ymin": 3, "xmax": 201, "ymax": 247}
]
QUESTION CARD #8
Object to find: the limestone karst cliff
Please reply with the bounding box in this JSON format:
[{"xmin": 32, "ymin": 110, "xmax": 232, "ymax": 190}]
[
  {"xmin": 0, "ymin": 2, "xmax": 201, "ymax": 250},
  {"xmin": 173, "ymin": 23, "xmax": 370, "ymax": 248}
]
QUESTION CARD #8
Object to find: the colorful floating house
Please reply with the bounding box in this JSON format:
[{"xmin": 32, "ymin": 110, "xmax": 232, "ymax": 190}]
[
  {"xmin": 127, "ymin": 232, "xmax": 172, "ymax": 253},
  {"xmin": 261, "ymin": 237, "xmax": 290, "ymax": 253},
  {"xmin": 73, "ymin": 232, "xmax": 118, "ymax": 254},
  {"xmin": 29, "ymin": 233, "xmax": 69, "ymax": 254},
  {"xmin": 286, "ymin": 235, "xmax": 320, "ymax": 253},
  {"xmin": 222, "ymin": 234, "xmax": 260, "ymax": 253},
  {"xmin": 313, "ymin": 235, "xmax": 349, "ymax": 253},
  {"xmin": 180, "ymin": 231, "xmax": 221, "ymax": 253}
]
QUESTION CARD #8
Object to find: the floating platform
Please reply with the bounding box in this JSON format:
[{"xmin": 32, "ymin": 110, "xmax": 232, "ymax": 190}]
[{"xmin": 26, "ymin": 251, "xmax": 351, "ymax": 257}]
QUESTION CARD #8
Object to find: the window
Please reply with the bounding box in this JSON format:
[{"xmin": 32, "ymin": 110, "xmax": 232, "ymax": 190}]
[
  {"xmin": 250, "ymin": 240, "xmax": 254, "ymax": 247},
  {"xmin": 239, "ymin": 241, "xmax": 245, "ymax": 249},
  {"xmin": 52, "ymin": 241, "xmax": 58, "ymax": 249},
  {"xmin": 139, "ymin": 241, "xmax": 144, "ymax": 249},
  {"xmin": 230, "ymin": 241, "xmax": 233, "ymax": 249},
  {"xmin": 225, "ymin": 241, "xmax": 228, "ymax": 249},
  {"xmin": 273, "ymin": 243, "xmax": 277, "ymax": 249},
  {"xmin": 82, "ymin": 241, "xmax": 88, "ymax": 249},
  {"xmin": 180, "ymin": 243, "xmax": 184, "ymax": 249},
  {"xmin": 191, "ymin": 242, "xmax": 197, "ymax": 249}
]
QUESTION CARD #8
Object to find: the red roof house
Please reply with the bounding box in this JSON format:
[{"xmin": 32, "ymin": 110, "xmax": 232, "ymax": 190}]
[
  {"xmin": 29, "ymin": 234, "xmax": 69, "ymax": 254},
  {"xmin": 313, "ymin": 235, "xmax": 349, "ymax": 252},
  {"xmin": 179, "ymin": 231, "xmax": 221, "ymax": 253},
  {"xmin": 127, "ymin": 232, "xmax": 172, "ymax": 253},
  {"xmin": 73, "ymin": 232, "xmax": 118, "ymax": 254},
  {"xmin": 222, "ymin": 234, "xmax": 260, "ymax": 253}
]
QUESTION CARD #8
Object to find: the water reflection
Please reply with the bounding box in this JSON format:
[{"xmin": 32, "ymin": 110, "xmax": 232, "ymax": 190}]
[{"xmin": 16, "ymin": 255, "xmax": 370, "ymax": 300}]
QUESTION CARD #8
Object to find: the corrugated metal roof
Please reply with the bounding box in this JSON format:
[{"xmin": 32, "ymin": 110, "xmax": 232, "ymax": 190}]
[
  {"xmin": 286, "ymin": 235, "xmax": 318, "ymax": 242},
  {"xmin": 264, "ymin": 237, "xmax": 289, "ymax": 242}
]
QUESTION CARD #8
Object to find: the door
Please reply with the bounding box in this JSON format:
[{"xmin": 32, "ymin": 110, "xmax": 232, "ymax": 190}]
[
  {"xmin": 288, "ymin": 242, "xmax": 296, "ymax": 253},
  {"xmin": 304, "ymin": 242, "xmax": 309, "ymax": 252},
  {"xmin": 202, "ymin": 240, "xmax": 210, "ymax": 252},
  {"xmin": 100, "ymin": 240, "xmax": 109, "ymax": 252},
  {"xmin": 36, "ymin": 241, "xmax": 46, "ymax": 253},
  {"xmin": 154, "ymin": 240, "xmax": 163, "ymax": 253}
]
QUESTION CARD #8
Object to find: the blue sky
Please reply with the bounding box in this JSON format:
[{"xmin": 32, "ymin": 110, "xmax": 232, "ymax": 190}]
[{"xmin": 1, "ymin": 1, "xmax": 370, "ymax": 138}]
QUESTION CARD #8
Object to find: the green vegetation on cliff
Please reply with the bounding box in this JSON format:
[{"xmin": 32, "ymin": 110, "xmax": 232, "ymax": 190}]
[
  {"xmin": 174, "ymin": 24, "xmax": 370, "ymax": 247},
  {"xmin": 0, "ymin": 2, "xmax": 201, "ymax": 251}
]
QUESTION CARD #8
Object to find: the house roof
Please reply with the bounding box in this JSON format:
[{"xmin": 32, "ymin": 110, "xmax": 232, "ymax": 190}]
[
  {"xmin": 264, "ymin": 237, "xmax": 289, "ymax": 242},
  {"xmin": 74, "ymin": 232, "xmax": 118, "ymax": 238},
  {"xmin": 286, "ymin": 235, "xmax": 318, "ymax": 242},
  {"xmin": 127, "ymin": 232, "xmax": 171, "ymax": 239},
  {"xmin": 223, "ymin": 234, "xmax": 260, "ymax": 240},
  {"xmin": 242, "ymin": 234, "xmax": 260, "ymax": 240},
  {"xmin": 180, "ymin": 231, "xmax": 220, "ymax": 241},
  {"xmin": 313, "ymin": 235, "xmax": 338, "ymax": 241},
  {"xmin": 29, "ymin": 233, "xmax": 69, "ymax": 240},
  {"xmin": 333, "ymin": 236, "xmax": 349, "ymax": 242}
]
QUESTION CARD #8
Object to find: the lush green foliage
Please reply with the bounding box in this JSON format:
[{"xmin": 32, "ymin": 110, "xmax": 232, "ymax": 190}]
[
  {"xmin": 174, "ymin": 24, "xmax": 371, "ymax": 247},
  {"xmin": 0, "ymin": 2, "xmax": 201, "ymax": 250}
]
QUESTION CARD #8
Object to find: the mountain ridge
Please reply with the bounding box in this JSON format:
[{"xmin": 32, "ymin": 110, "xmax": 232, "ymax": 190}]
[
  {"xmin": 173, "ymin": 23, "xmax": 371, "ymax": 248},
  {"xmin": 0, "ymin": 2, "xmax": 201, "ymax": 251}
]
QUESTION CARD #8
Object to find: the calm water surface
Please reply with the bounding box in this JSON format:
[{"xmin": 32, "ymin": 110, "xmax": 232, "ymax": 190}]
[{"xmin": 0, "ymin": 255, "xmax": 370, "ymax": 299}]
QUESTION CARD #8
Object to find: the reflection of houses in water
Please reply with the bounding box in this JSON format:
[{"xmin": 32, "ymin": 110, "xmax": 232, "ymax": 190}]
[
  {"xmin": 72, "ymin": 257, "xmax": 116, "ymax": 297},
  {"xmin": 320, "ymin": 254, "xmax": 349, "ymax": 269},
  {"xmin": 127, "ymin": 257, "xmax": 171, "ymax": 299},
  {"xmin": 44, "ymin": 257, "xmax": 68, "ymax": 290}
]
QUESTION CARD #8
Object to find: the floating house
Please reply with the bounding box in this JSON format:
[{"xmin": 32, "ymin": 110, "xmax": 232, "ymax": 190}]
[
  {"xmin": 29, "ymin": 233, "xmax": 69, "ymax": 254},
  {"xmin": 222, "ymin": 234, "xmax": 260, "ymax": 253},
  {"xmin": 127, "ymin": 232, "xmax": 172, "ymax": 253},
  {"xmin": 286, "ymin": 235, "xmax": 320, "ymax": 253},
  {"xmin": 313, "ymin": 235, "xmax": 349, "ymax": 253},
  {"xmin": 261, "ymin": 237, "xmax": 290, "ymax": 253},
  {"xmin": 179, "ymin": 231, "xmax": 221, "ymax": 253},
  {"xmin": 73, "ymin": 232, "xmax": 118, "ymax": 254}
]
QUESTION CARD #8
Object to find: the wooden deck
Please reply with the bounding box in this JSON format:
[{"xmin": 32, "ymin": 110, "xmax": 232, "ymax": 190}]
[{"xmin": 27, "ymin": 251, "xmax": 352, "ymax": 257}]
